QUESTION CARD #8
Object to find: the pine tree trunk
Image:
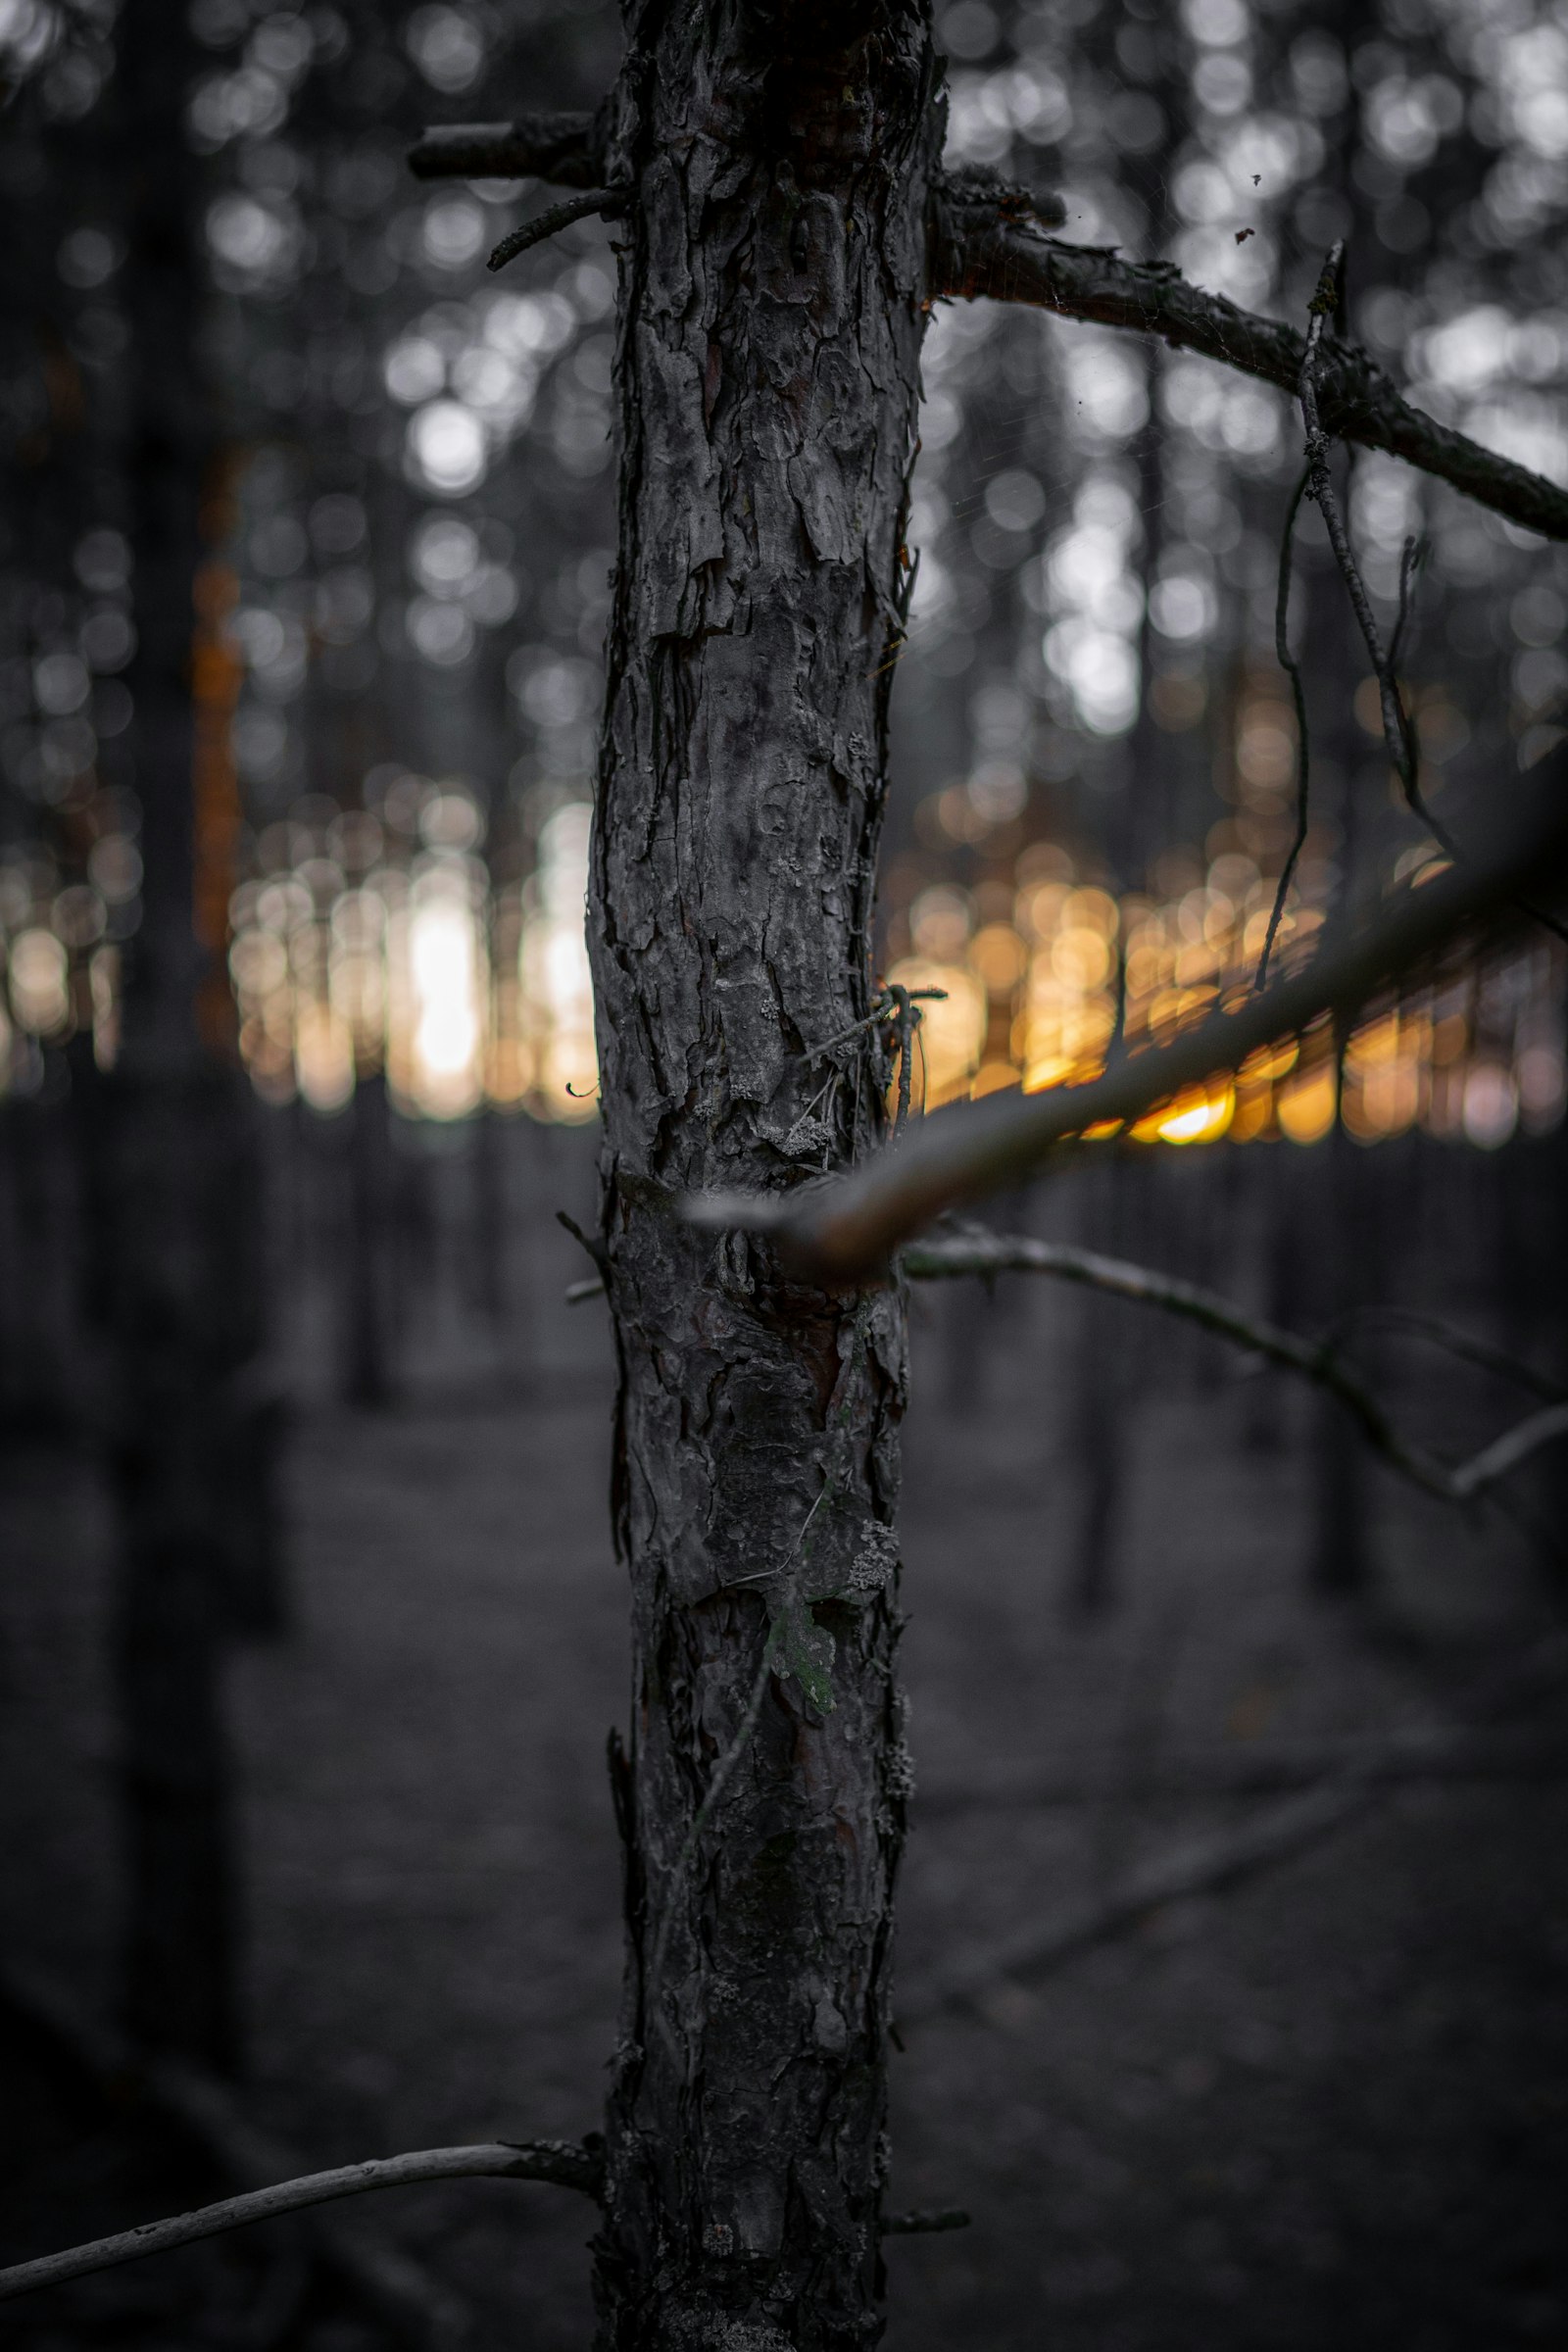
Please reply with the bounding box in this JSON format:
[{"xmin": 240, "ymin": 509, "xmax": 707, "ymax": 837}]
[{"xmin": 587, "ymin": 9, "xmax": 941, "ymax": 2344}]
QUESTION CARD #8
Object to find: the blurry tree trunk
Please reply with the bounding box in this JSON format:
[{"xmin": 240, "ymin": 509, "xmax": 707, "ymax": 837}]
[
  {"xmin": 1067, "ymin": 1156, "xmax": 1129, "ymax": 1615},
  {"xmin": 1309, "ymin": 1122, "xmax": 1371, "ymax": 1595},
  {"xmin": 99, "ymin": 0, "xmax": 271, "ymax": 2069},
  {"xmin": 345, "ymin": 1069, "xmax": 394, "ymax": 1406},
  {"xmin": 585, "ymin": 11, "xmax": 938, "ymax": 2343}
]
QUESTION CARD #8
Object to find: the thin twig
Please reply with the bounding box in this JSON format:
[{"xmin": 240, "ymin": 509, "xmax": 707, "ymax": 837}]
[
  {"xmin": 1330, "ymin": 1305, "xmax": 1566, "ymax": 1404},
  {"xmin": 1452, "ymin": 1398, "xmax": 1568, "ymax": 1498},
  {"xmin": 0, "ymin": 2143, "xmax": 602, "ymax": 2304},
  {"xmin": 488, "ymin": 188, "xmax": 626, "ymax": 273},
  {"xmin": 1297, "ymin": 252, "xmax": 1446, "ymax": 845},
  {"xmin": 643, "ymin": 1463, "xmax": 843, "ymax": 2014},
  {"xmin": 557, "ymin": 1207, "xmax": 608, "ymax": 1271},
  {"xmin": 682, "ymin": 769, "xmax": 1568, "ymax": 1278},
  {"xmin": 1254, "ymin": 462, "xmax": 1312, "ymax": 992},
  {"xmin": 805, "ymin": 988, "xmax": 946, "ymax": 1061},
  {"xmin": 901, "ymin": 1232, "xmax": 1568, "ymax": 1508},
  {"xmin": 891, "ymin": 984, "xmax": 915, "ymax": 1138},
  {"xmin": 1295, "ymin": 252, "xmax": 1568, "ymax": 947}
]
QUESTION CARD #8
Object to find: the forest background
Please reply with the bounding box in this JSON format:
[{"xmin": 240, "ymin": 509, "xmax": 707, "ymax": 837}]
[{"xmin": 1, "ymin": 0, "xmax": 1567, "ymax": 2345}]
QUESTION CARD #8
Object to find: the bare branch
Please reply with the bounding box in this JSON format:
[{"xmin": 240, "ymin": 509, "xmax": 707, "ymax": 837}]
[
  {"xmin": 1292, "ymin": 246, "xmax": 1568, "ymax": 946},
  {"xmin": 902, "ymin": 1232, "xmax": 1568, "ymax": 1507},
  {"xmin": 929, "ymin": 202, "xmax": 1568, "ymax": 543},
  {"xmin": 685, "ymin": 773, "xmax": 1567, "ymax": 1279},
  {"xmin": 408, "ymin": 113, "xmax": 601, "ymax": 187},
  {"xmin": 1453, "ymin": 1399, "xmax": 1568, "ymax": 1498},
  {"xmin": 1334, "ymin": 1305, "xmax": 1566, "ymax": 1402},
  {"xmin": 489, "ymin": 189, "xmax": 626, "ymax": 273},
  {"xmin": 0, "ymin": 2141, "xmax": 603, "ymax": 2304},
  {"xmin": 883, "ymin": 2209, "xmax": 972, "ymax": 2234}
]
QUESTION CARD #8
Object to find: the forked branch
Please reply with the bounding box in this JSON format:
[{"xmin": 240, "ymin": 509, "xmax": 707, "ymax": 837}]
[
  {"xmin": 687, "ymin": 772, "xmax": 1568, "ymax": 1278},
  {"xmin": 931, "ymin": 200, "xmax": 1568, "ymax": 543},
  {"xmin": 0, "ymin": 2141, "xmax": 604, "ymax": 2303},
  {"xmin": 903, "ymin": 1232, "xmax": 1568, "ymax": 1507}
]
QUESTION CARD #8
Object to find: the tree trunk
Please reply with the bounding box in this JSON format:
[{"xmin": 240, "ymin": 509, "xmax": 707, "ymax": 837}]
[
  {"xmin": 587, "ymin": 10, "xmax": 940, "ymax": 2344},
  {"xmin": 102, "ymin": 0, "xmax": 266, "ymax": 2069}
]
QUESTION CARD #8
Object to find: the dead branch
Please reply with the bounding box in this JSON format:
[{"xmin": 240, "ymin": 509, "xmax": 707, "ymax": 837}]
[
  {"xmin": 489, "ymin": 189, "xmax": 626, "ymax": 273},
  {"xmin": 1293, "ymin": 248, "xmax": 1568, "ymax": 947},
  {"xmin": 899, "ymin": 1635, "xmax": 1568, "ymax": 2026},
  {"xmin": 686, "ymin": 772, "xmax": 1568, "ymax": 1279},
  {"xmin": 1336, "ymin": 1305, "xmax": 1566, "ymax": 1402},
  {"xmin": 929, "ymin": 199, "xmax": 1568, "ymax": 543},
  {"xmin": 408, "ymin": 113, "xmax": 600, "ymax": 187},
  {"xmin": 901, "ymin": 1233, "xmax": 1568, "ymax": 1507},
  {"xmin": 1454, "ymin": 1399, "xmax": 1568, "ymax": 1497},
  {"xmin": 0, "ymin": 2141, "xmax": 603, "ymax": 2304}
]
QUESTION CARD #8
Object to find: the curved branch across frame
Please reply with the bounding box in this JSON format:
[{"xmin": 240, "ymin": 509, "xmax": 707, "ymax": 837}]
[{"xmin": 0, "ymin": 2141, "xmax": 604, "ymax": 2303}]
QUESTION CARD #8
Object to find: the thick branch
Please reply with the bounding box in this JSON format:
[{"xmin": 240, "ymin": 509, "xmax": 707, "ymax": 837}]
[
  {"xmin": 903, "ymin": 1234, "xmax": 1568, "ymax": 1507},
  {"xmin": 931, "ymin": 205, "xmax": 1568, "ymax": 543},
  {"xmin": 408, "ymin": 113, "xmax": 600, "ymax": 187},
  {"xmin": 690, "ymin": 774, "xmax": 1567, "ymax": 1279},
  {"xmin": 0, "ymin": 2141, "xmax": 604, "ymax": 2303}
]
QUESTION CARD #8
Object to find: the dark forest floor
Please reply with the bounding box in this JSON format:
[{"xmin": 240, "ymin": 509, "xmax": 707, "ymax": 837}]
[{"xmin": 3, "ymin": 1139, "xmax": 1567, "ymax": 2351}]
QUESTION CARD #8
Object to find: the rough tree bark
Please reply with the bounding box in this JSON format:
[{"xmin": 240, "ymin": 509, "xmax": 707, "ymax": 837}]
[{"xmin": 583, "ymin": 7, "xmax": 940, "ymax": 2344}]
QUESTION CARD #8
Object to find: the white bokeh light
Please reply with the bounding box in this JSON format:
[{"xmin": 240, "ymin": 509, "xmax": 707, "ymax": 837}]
[{"xmin": 407, "ymin": 400, "xmax": 487, "ymax": 496}]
